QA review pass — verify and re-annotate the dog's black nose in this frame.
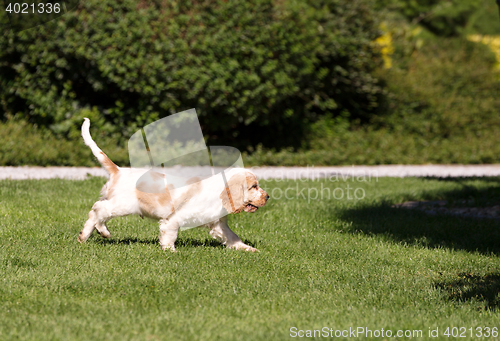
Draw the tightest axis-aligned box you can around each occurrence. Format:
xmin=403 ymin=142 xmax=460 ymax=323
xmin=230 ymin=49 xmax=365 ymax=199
xmin=265 ymin=195 xmax=270 ymax=200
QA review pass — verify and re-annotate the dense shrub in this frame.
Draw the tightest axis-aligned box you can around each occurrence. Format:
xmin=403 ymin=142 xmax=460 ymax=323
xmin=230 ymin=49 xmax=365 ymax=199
xmin=0 ymin=0 xmax=383 ymax=150
xmin=2 ymin=0 xmax=499 ymax=167
xmin=375 ymin=0 xmax=480 ymax=37
xmin=466 ymin=0 xmax=500 ymax=35
xmin=376 ymin=38 xmax=500 ymax=139
xmin=243 ymin=22 xmax=500 ymax=166
xmin=251 ymin=36 xmax=500 ymax=166
xmin=3 ymin=36 xmax=500 ymax=167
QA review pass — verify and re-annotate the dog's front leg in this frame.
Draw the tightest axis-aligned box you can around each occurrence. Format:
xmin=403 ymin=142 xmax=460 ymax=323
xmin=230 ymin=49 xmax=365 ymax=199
xmin=209 ymin=217 xmax=259 ymax=252
xmin=159 ymin=218 xmax=179 ymax=252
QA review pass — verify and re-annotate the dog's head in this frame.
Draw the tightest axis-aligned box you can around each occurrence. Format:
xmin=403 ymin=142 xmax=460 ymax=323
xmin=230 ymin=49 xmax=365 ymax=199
xmin=220 ymin=170 xmax=269 ymax=214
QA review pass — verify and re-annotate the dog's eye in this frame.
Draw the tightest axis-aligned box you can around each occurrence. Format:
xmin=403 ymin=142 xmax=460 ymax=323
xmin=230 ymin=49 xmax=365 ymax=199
xmin=250 ymin=184 xmax=258 ymax=189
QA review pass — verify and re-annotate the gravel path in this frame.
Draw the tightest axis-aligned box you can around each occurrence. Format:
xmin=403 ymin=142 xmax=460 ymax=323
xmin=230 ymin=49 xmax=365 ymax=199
xmin=1 ymin=164 xmax=500 ymax=180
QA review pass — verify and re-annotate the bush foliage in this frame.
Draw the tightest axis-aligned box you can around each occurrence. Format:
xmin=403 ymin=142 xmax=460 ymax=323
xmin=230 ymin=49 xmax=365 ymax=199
xmin=0 ymin=0 xmax=383 ymax=150
xmin=1 ymin=0 xmax=499 ymax=167
xmin=246 ymin=16 xmax=500 ymax=165
xmin=374 ymin=0 xmax=480 ymax=37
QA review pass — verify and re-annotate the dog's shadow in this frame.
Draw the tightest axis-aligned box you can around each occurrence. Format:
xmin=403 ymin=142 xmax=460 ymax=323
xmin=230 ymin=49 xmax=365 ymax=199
xmin=435 ymin=272 xmax=500 ymax=311
xmin=94 ymin=236 xmax=258 ymax=249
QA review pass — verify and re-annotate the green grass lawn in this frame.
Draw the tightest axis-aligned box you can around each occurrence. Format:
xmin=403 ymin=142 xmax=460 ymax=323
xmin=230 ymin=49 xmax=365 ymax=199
xmin=1 ymin=176 xmax=500 ymax=340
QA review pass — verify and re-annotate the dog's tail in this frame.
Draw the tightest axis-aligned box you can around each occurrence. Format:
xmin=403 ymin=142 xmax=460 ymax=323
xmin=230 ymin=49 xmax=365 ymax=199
xmin=82 ymin=118 xmax=119 ymax=176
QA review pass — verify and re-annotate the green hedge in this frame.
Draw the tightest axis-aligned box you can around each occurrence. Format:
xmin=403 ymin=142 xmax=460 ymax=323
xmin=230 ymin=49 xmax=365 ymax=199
xmin=375 ymin=0 xmax=480 ymax=37
xmin=0 ymin=0 xmax=384 ymax=151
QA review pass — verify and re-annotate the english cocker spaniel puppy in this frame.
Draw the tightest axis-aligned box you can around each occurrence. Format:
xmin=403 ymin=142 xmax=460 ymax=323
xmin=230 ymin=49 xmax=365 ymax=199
xmin=78 ymin=118 xmax=269 ymax=251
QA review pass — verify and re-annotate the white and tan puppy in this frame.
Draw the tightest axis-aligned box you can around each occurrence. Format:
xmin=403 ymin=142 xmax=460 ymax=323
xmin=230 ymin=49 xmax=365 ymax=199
xmin=79 ymin=118 xmax=268 ymax=251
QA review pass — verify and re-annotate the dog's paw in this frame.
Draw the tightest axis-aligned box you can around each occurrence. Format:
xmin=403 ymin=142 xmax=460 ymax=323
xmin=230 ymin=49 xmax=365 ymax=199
xmin=161 ymin=244 xmax=176 ymax=252
xmin=97 ymin=230 xmax=111 ymax=239
xmin=77 ymin=231 xmax=85 ymax=243
xmin=229 ymin=243 xmax=259 ymax=252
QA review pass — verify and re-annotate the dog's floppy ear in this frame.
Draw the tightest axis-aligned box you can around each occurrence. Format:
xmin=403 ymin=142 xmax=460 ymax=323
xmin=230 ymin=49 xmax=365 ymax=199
xmin=220 ymin=172 xmax=246 ymax=214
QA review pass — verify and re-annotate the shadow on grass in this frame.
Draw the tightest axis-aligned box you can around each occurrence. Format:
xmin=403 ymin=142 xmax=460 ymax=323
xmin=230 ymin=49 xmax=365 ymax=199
xmin=94 ymin=237 xmax=158 ymax=245
xmin=435 ymin=273 xmax=500 ymax=311
xmin=419 ymin=176 xmax=500 ymax=207
xmin=3 ymin=257 xmax=38 ymax=269
xmin=176 ymin=238 xmax=223 ymax=248
xmin=94 ymin=236 xmax=258 ymax=249
xmin=334 ymin=177 xmax=500 ymax=254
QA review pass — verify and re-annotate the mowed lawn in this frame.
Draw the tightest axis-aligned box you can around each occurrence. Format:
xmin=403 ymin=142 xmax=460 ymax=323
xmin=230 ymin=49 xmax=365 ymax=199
xmin=1 ymin=176 xmax=500 ymax=340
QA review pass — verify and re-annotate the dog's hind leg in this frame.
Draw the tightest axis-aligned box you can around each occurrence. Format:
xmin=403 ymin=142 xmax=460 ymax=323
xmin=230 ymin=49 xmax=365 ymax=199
xmin=78 ymin=200 xmax=113 ymax=243
xmin=78 ymin=207 xmax=98 ymax=243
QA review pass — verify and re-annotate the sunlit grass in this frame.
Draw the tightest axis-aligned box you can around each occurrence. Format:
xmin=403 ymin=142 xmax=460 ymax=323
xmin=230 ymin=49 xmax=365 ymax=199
xmin=1 ymin=177 xmax=500 ymax=340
